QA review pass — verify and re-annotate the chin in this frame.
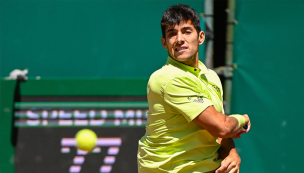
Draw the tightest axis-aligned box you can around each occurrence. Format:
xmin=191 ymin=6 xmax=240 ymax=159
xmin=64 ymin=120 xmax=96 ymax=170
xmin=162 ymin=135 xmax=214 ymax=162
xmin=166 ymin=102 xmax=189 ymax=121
xmin=174 ymin=55 xmax=192 ymax=62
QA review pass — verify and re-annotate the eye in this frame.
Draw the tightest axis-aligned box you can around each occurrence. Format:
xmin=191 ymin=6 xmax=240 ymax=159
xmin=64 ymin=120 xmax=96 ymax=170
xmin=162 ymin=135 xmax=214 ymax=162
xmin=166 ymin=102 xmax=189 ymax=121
xmin=167 ymin=32 xmax=176 ymax=38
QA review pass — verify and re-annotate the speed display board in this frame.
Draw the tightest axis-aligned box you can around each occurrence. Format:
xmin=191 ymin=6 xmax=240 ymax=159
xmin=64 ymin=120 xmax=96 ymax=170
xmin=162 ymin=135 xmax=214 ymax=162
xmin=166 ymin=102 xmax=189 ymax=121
xmin=14 ymin=101 xmax=148 ymax=173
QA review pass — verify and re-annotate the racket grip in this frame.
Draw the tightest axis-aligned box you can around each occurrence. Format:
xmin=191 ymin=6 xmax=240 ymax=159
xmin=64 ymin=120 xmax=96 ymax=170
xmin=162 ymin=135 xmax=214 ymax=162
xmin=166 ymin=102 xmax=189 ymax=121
xmin=242 ymin=124 xmax=248 ymax=130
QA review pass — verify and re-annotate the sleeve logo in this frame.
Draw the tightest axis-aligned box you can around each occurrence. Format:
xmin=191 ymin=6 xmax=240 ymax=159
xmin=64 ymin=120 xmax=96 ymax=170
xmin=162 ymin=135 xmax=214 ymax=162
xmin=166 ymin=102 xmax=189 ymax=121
xmin=188 ymin=96 xmax=204 ymax=103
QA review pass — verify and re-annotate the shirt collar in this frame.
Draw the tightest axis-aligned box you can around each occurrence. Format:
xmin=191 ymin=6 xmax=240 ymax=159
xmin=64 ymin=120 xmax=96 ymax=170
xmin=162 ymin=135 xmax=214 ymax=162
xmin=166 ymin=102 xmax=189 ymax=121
xmin=166 ymin=56 xmax=209 ymax=77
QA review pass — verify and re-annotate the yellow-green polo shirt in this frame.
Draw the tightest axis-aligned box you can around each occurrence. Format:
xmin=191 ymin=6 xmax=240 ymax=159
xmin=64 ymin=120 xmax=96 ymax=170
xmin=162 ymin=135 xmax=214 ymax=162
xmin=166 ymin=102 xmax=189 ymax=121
xmin=138 ymin=56 xmax=224 ymax=173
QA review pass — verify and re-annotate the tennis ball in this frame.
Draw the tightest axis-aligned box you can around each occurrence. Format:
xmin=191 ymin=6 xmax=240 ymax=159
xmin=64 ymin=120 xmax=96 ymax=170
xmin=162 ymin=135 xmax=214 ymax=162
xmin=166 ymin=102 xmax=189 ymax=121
xmin=75 ymin=129 xmax=97 ymax=151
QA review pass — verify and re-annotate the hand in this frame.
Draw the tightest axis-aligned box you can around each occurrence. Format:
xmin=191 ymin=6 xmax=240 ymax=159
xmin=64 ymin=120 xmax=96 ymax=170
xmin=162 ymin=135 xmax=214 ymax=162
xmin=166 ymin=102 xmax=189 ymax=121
xmin=216 ymin=149 xmax=241 ymax=173
xmin=232 ymin=130 xmax=246 ymax=139
xmin=232 ymin=114 xmax=251 ymax=139
xmin=243 ymin=114 xmax=251 ymax=132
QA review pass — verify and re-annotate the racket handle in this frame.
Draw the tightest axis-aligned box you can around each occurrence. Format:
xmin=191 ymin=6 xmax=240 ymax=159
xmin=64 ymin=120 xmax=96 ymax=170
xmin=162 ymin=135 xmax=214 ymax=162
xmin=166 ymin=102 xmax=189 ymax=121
xmin=242 ymin=124 xmax=248 ymax=130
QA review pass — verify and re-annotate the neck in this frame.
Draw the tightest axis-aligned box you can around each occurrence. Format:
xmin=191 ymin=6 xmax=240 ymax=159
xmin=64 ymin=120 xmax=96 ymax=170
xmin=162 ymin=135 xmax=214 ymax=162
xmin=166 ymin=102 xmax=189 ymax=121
xmin=183 ymin=53 xmax=199 ymax=68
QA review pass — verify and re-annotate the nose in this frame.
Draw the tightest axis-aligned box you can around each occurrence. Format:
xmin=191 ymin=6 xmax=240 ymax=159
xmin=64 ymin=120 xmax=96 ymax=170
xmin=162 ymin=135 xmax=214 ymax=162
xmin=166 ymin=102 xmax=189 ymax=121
xmin=176 ymin=32 xmax=184 ymax=44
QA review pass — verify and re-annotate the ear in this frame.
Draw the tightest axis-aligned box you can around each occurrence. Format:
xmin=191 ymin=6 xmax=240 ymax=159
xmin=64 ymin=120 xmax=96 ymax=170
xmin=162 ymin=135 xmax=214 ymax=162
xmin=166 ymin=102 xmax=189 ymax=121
xmin=161 ymin=37 xmax=168 ymax=50
xmin=198 ymin=31 xmax=205 ymax=45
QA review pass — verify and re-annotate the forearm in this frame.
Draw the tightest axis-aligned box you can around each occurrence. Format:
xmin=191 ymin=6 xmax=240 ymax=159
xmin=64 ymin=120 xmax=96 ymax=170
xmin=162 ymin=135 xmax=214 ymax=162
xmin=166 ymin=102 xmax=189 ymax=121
xmin=193 ymin=106 xmax=250 ymax=138
xmin=216 ymin=137 xmax=241 ymax=173
xmin=220 ymin=115 xmax=241 ymax=138
xmin=217 ymin=137 xmax=237 ymax=159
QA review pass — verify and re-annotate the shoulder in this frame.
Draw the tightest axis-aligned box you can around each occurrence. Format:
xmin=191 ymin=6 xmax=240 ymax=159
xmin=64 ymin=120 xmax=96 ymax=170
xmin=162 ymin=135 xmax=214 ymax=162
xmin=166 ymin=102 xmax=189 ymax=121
xmin=208 ymin=69 xmax=220 ymax=80
xmin=206 ymin=68 xmax=223 ymax=93
xmin=149 ymin=64 xmax=181 ymax=85
xmin=148 ymin=65 xmax=197 ymax=91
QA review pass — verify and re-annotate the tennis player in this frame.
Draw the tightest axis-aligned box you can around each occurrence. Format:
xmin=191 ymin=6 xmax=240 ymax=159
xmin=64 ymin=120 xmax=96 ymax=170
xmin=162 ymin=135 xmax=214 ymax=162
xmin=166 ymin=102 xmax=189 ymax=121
xmin=138 ymin=4 xmax=251 ymax=173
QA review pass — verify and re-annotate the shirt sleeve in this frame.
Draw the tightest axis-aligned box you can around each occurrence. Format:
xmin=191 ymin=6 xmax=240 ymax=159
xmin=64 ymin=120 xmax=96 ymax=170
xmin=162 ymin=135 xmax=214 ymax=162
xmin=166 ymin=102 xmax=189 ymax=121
xmin=162 ymin=76 xmax=214 ymax=122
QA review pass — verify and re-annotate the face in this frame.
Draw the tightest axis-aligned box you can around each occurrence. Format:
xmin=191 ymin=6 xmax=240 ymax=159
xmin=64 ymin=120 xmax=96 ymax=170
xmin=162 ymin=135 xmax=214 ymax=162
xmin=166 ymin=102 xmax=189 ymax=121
xmin=161 ymin=20 xmax=205 ymax=67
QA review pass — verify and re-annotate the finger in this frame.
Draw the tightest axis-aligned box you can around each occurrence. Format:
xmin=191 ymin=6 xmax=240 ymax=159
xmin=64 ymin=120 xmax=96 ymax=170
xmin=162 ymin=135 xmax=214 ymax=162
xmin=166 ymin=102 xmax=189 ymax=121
xmin=228 ymin=167 xmax=239 ymax=173
xmin=215 ymin=165 xmax=226 ymax=173
xmin=215 ymin=168 xmax=228 ymax=173
xmin=247 ymin=121 xmax=251 ymax=132
xmin=226 ymin=162 xmax=236 ymax=172
xmin=232 ymin=135 xmax=241 ymax=139
xmin=215 ymin=165 xmax=227 ymax=173
xmin=238 ymin=131 xmax=247 ymax=136
xmin=216 ymin=160 xmax=230 ymax=173
xmin=233 ymin=131 xmax=246 ymax=138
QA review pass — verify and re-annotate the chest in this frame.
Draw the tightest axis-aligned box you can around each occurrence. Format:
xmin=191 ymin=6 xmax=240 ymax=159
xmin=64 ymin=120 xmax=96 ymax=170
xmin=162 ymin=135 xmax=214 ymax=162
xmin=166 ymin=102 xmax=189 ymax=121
xmin=197 ymin=73 xmax=224 ymax=113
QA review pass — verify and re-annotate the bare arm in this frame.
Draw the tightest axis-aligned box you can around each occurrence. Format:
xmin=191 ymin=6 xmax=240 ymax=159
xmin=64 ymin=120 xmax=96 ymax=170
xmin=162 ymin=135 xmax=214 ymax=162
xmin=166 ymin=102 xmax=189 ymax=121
xmin=192 ymin=106 xmax=250 ymax=138
xmin=216 ymin=138 xmax=241 ymax=173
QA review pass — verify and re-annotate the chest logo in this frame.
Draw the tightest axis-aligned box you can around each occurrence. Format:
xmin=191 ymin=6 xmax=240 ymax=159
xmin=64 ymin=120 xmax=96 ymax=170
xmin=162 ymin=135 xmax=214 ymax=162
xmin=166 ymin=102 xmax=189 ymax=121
xmin=211 ymin=84 xmax=220 ymax=93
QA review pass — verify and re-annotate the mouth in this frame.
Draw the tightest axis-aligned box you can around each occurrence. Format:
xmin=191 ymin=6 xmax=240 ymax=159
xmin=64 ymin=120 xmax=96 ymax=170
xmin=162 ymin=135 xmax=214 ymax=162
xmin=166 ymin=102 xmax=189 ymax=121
xmin=175 ymin=47 xmax=187 ymax=52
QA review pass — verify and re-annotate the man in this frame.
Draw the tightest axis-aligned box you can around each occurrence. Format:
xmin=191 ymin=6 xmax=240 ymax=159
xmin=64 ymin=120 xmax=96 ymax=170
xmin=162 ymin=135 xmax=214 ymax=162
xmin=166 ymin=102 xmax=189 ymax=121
xmin=138 ymin=4 xmax=251 ymax=173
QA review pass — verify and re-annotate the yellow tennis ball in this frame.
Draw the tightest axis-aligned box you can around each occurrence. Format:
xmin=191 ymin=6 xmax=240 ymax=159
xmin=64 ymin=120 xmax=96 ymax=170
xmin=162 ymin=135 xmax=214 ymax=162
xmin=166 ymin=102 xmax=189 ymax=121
xmin=75 ymin=129 xmax=97 ymax=151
